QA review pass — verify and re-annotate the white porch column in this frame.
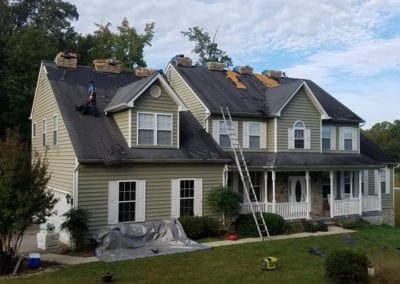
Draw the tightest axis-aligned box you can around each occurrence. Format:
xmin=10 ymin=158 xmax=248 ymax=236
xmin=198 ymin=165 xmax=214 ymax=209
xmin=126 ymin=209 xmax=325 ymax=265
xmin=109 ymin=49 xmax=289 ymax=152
xmin=222 ymin=165 xmax=228 ymax=187
xmin=358 ymin=170 xmax=362 ymax=215
xmin=264 ymin=171 xmax=268 ymax=203
xmin=272 ymin=170 xmax=276 ymax=213
xmin=305 ymin=171 xmax=310 ymax=220
xmin=377 ymin=169 xmax=382 ymax=212
xmin=350 ymin=171 xmax=353 ymax=197
xmin=330 ymin=171 xmax=334 ymax=218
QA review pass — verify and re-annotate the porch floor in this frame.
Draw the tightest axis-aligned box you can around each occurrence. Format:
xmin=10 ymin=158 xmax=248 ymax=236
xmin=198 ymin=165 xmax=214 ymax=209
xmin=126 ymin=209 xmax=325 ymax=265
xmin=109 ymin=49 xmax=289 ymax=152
xmin=206 ymin=226 xmax=356 ymax=247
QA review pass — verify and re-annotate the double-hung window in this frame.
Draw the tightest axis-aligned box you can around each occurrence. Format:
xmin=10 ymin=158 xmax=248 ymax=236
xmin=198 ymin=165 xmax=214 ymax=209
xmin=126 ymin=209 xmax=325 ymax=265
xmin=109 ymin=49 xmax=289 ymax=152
xmin=32 ymin=123 xmax=36 ymax=139
xmin=42 ymin=119 xmax=46 ymax=146
xmin=219 ymin=121 xmax=231 ymax=148
xmin=118 ymin=181 xmax=136 ymax=222
xmin=171 ymin=179 xmax=202 ymax=218
xmin=138 ymin=113 xmax=172 ymax=146
xmin=248 ymin=122 xmax=261 ymax=148
xmin=52 ymin=115 xmax=58 ymax=146
xmin=294 ymin=121 xmax=305 ymax=149
xmin=322 ymin=126 xmax=331 ymax=150
xmin=343 ymin=127 xmax=353 ymax=151
xmin=379 ymin=168 xmax=388 ymax=194
xmin=179 ymin=180 xmax=195 ymax=216
xmin=344 ymin=171 xmax=351 ymax=196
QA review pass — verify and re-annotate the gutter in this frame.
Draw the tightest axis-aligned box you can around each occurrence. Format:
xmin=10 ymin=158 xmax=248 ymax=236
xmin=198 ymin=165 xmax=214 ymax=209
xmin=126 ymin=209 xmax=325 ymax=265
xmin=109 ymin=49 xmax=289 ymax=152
xmin=78 ymin=158 xmax=231 ymax=165
xmin=72 ymin=160 xmax=79 ymax=208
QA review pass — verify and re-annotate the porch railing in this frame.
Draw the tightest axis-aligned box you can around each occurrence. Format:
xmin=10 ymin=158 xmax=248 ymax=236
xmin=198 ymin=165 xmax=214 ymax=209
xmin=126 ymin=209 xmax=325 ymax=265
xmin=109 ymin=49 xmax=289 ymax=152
xmin=362 ymin=195 xmax=380 ymax=212
xmin=332 ymin=199 xmax=360 ymax=217
xmin=240 ymin=202 xmax=308 ymax=220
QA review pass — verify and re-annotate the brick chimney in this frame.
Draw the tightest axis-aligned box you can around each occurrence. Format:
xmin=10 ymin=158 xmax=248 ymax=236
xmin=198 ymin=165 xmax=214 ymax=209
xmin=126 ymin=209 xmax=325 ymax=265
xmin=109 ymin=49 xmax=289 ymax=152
xmin=55 ymin=52 xmax=77 ymax=68
xmin=93 ymin=59 xmax=121 ymax=73
xmin=171 ymin=54 xmax=192 ymax=67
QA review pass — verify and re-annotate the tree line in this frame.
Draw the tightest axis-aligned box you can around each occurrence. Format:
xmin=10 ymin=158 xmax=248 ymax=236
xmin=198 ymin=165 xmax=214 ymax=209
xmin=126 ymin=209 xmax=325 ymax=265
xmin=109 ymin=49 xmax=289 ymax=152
xmin=0 ymin=0 xmax=232 ymax=140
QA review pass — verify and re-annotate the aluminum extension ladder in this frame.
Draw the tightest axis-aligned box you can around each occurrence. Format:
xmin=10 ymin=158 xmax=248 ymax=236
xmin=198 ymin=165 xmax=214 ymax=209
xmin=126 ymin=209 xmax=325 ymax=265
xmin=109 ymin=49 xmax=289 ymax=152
xmin=220 ymin=106 xmax=270 ymax=241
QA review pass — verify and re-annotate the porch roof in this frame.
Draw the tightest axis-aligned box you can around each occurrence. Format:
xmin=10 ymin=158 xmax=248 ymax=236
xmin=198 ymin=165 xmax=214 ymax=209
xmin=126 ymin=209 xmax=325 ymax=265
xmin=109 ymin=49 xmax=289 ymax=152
xmin=231 ymin=152 xmax=385 ymax=170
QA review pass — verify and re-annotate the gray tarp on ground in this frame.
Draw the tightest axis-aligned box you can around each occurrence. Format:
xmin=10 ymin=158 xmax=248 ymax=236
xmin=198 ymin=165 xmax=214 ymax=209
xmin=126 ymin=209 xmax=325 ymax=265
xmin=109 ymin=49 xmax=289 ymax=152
xmin=94 ymin=220 xmax=209 ymax=262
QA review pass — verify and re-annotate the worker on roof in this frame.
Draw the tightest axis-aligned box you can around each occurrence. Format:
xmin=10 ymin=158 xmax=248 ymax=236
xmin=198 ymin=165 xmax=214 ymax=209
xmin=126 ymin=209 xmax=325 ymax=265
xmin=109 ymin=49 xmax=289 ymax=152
xmin=82 ymin=80 xmax=97 ymax=117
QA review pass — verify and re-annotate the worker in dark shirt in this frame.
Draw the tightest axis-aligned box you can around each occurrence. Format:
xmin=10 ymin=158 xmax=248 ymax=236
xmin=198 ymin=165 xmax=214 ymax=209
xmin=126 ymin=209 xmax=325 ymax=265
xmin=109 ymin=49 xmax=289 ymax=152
xmin=82 ymin=80 xmax=97 ymax=116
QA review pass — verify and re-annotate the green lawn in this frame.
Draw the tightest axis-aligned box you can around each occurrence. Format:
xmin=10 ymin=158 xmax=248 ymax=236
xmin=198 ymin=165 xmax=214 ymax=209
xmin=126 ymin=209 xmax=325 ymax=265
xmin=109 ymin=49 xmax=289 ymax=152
xmin=4 ymin=226 xmax=400 ymax=283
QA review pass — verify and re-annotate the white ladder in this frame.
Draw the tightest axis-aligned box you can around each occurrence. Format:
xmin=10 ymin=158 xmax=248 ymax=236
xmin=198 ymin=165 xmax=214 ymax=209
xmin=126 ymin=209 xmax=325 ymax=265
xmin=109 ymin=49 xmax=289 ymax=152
xmin=220 ymin=107 xmax=270 ymax=241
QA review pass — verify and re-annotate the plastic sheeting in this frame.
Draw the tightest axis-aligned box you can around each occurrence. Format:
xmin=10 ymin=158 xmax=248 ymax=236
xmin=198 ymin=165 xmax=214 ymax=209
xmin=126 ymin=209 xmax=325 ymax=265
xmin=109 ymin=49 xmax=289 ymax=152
xmin=94 ymin=219 xmax=209 ymax=262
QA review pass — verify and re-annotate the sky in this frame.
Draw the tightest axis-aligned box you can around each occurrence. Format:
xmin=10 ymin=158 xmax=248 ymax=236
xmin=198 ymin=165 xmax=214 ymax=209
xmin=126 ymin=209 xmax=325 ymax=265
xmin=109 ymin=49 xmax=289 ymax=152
xmin=68 ymin=0 xmax=400 ymax=128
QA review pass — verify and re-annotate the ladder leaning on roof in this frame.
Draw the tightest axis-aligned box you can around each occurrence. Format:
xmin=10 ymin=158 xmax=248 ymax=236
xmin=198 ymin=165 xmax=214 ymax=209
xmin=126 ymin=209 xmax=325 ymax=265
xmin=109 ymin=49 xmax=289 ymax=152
xmin=220 ymin=106 xmax=270 ymax=241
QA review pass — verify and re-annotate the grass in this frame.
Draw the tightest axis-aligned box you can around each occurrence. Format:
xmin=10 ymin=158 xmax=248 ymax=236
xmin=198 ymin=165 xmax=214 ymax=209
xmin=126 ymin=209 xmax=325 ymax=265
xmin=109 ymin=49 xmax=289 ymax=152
xmin=3 ymin=226 xmax=400 ymax=283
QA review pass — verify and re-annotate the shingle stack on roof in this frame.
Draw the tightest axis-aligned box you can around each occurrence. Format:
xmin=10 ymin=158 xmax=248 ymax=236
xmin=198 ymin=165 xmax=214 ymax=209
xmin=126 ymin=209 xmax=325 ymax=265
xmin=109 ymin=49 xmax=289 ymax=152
xmin=207 ymin=62 xmax=225 ymax=71
xmin=55 ymin=52 xmax=77 ymax=68
xmin=233 ymin=65 xmax=253 ymax=75
xmin=135 ymin=67 xmax=156 ymax=77
xmin=262 ymin=70 xmax=283 ymax=78
xmin=171 ymin=55 xmax=193 ymax=67
xmin=93 ymin=59 xmax=121 ymax=73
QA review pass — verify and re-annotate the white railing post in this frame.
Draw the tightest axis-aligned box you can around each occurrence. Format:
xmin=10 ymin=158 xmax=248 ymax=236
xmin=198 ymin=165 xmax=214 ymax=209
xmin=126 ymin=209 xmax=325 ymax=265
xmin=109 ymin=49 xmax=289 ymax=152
xmin=330 ymin=171 xmax=334 ymax=218
xmin=306 ymin=171 xmax=310 ymax=220
xmin=359 ymin=170 xmax=362 ymax=215
xmin=272 ymin=170 xmax=276 ymax=213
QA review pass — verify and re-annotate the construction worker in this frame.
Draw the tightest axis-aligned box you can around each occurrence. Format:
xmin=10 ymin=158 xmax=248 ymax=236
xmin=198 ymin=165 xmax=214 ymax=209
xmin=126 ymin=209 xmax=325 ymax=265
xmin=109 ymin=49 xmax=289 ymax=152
xmin=82 ymin=80 xmax=97 ymax=116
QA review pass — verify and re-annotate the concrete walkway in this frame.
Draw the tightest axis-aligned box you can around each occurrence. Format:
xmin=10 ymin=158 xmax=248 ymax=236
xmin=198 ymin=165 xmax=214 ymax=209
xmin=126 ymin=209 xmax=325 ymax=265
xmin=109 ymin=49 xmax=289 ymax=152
xmin=206 ymin=226 xmax=356 ymax=247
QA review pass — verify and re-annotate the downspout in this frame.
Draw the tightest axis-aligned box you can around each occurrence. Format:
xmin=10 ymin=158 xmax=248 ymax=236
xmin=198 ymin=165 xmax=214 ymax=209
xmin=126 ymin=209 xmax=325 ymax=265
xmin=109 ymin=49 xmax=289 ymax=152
xmin=204 ymin=111 xmax=211 ymax=131
xmin=72 ymin=159 xmax=79 ymax=208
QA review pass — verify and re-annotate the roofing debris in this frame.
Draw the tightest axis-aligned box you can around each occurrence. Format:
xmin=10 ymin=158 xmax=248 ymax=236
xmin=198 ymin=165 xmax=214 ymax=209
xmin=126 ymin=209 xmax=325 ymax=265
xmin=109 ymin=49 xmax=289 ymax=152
xmin=226 ymin=70 xmax=246 ymax=89
xmin=55 ymin=52 xmax=77 ymax=68
xmin=93 ymin=59 xmax=121 ymax=74
xmin=254 ymin=73 xmax=280 ymax=88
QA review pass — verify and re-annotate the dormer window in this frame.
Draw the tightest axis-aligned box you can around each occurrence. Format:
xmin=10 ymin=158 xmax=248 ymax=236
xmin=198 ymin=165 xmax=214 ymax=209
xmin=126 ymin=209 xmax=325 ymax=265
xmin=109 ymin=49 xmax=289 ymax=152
xmin=138 ymin=112 xmax=172 ymax=146
xmin=288 ymin=120 xmax=310 ymax=150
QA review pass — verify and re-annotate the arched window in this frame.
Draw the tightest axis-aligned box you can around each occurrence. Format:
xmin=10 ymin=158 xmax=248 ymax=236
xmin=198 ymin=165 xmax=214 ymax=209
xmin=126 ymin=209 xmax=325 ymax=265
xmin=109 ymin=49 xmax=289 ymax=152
xmin=293 ymin=121 xmax=305 ymax=149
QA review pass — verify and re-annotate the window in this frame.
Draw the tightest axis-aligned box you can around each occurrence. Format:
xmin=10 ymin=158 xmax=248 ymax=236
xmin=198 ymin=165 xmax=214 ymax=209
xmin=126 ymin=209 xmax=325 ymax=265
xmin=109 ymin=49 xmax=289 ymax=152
xmin=219 ymin=121 xmax=231 ymax=148
xmin=343 ymin=127 xmax=353 ymax=151
xmin=248 ymin=122 xmax=261 ymax=148
xmin=118 ymin=181 xmax=136 ymax=222
xmin=361 ymin=171 xmax=365 ymax=195
xmin=294 ymin=121 xmax=305 ymax=149
xmin=322 ymin=173 xmax=331 ymax=198
xmin=322 ymin=126 xmax=331 ymax=150
xmin=42 ymin=119 xmax=46 ymax=146
xmin=344 ymin=171 xmax=351 ymax=195
xmin=379 ymin=169 xmax=386 ymax=194
xmin=108 ymin=180 xmax=145 ymax=224
xmin=171 ymin=178 xmax=202 ymax=218
xmin=52 ymin=115 xmax=58 ymax=145
xmin=137 ymin=112 xmax=172 ymax=146
xmin=179 ymin=180 xmax=195 ymax=216
xmin=32 ymin=123 xmax=36 ymax=138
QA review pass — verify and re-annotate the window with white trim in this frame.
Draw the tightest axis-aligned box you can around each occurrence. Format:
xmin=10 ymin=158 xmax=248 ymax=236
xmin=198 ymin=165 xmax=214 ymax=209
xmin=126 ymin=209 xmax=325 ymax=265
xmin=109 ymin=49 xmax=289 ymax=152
xmin=322 ymin=126 xmax=331 ymax=150
xmin=379 ymin=168 xmax=390 ymax=194
xmin=42 ymin=119 xmax=46 ymax=146
xmin=171 ymin=178 xmax=202 ymax=218
xmin=108 ymin=180 xmax=146 ymax=224
xmin=32 ymin=122 xmax=36 ymax=138
xmin=344 ymin=171 xmax=351 ymax=195
xmin=343 ymin=127 xmax=353 ymax=151
xmin=294 ymin=121 xmax=305 ymax=149
xmin=52 ymin=115 xmax=58 ymax=146
xmin=248 ymin=122 xmax=261 ymax=148
xmin=219 ymin=121 xmax=231 ymax=148
xmin=137 ymin=112 xmax=172 ymax=146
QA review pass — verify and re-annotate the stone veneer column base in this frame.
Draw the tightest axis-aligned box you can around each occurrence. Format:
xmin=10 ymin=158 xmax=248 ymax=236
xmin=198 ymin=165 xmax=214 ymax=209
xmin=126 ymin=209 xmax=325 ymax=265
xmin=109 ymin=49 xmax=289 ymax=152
xmin=381 ymin=208 xmax=395 ymax=226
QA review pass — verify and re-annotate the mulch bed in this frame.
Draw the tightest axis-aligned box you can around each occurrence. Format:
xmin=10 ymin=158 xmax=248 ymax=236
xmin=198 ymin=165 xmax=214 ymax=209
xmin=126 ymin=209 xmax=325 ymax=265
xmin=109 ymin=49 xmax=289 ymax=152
xmin=0 ymin=258 xmax=63 ymax=279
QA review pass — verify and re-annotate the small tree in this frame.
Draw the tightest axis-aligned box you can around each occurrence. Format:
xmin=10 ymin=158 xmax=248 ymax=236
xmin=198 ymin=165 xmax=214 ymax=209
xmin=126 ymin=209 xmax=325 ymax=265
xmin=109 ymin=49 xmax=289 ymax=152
xmin=0 ymin=130 xmax=57 ymax=256
xmin=207 ymin=186 xmax=241 ymax=232
xmin=61 ymin=208 xmax=89 ymax=251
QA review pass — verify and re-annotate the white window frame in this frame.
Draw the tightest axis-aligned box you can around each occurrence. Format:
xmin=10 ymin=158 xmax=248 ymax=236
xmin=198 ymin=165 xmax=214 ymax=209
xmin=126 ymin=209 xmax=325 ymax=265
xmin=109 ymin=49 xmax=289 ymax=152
xmin=322 ymin=125 xmax=331 ymax=151
xmin=137 ymin=112 xmax=173 ymax=146
xmin=343 ymin=127 xmax=353 ymax=151
xmin=212 ymin=120 xmax=238 ymax=148
xmin=292 ymin=120 xmax=308 ymax=149
xmin=171 ymin=178 xmax=202 ymax=218
xmin=32 ymin=122 xmax=36 ymax=138
xmin=339 ymin=127 xmax=357 ymax=151
xmin=379 ymin=168 xmax=390 ymax=194
xmin=108 ymin=179 xmax=146 ymax=224
xmin=52 ymin=115 xmax=58 ymax=146
xmin=243 ymin=121 xmax=267 ymax=149
xmin=42 ymin=119 xmax=46 ymax=147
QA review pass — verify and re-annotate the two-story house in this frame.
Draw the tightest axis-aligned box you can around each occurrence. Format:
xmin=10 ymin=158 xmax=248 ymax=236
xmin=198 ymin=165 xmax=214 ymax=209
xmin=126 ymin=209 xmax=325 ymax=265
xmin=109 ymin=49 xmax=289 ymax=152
xmin=30 ymin=55 xmax=396 ymax=242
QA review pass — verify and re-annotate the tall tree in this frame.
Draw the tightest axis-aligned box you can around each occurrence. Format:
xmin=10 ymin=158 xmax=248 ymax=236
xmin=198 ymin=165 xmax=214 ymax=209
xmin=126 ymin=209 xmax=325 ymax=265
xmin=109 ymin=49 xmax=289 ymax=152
xmin=182 ymin=26 xmax=233 ymax=67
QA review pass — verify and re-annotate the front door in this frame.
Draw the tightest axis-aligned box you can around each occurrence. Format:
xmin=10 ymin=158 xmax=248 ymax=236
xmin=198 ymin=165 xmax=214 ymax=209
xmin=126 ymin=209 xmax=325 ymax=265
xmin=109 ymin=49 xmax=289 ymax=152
xmin=288 ymin=176 xmax=306 ymax=203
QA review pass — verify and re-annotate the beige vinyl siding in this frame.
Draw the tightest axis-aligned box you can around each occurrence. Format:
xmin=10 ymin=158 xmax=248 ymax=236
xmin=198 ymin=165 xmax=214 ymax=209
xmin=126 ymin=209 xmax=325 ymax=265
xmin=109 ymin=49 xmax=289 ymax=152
xmin=78 ymin=163 xmax=224 ymax=233
xmin=31 ymin=66 xmax=76 ymax=193
xmin=132 ymin=85 xmax=178 ymax=147
xmin=367 ymin=168 xmax=393 ymax=208
xmin=267 ymin=118 xmax=276 ymax=152
xmin=113 ymin=111 xmax=129 ymax=144
xmin=168 ymin=67 xmax=207 ymax=128
xmin=323 ymin=123 xmax=359 ymax=153
xmin=277 ymin=88 xmax=321 ymax=152
xmin=208 ymin=116 xmax=269 ymax=152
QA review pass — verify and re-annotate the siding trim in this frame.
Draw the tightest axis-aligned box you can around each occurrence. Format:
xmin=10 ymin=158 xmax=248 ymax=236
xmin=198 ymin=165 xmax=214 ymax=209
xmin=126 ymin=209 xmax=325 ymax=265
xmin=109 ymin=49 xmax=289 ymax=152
xmin=29 ymin=62 xmax=46 ymax=120
xmin=128 ymin=109 xmax=132 ymax=147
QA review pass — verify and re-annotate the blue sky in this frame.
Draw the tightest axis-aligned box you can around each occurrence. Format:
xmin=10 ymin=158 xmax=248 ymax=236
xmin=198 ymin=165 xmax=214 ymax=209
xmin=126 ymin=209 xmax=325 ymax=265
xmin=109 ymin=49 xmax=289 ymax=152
xmin=68 ymin=0 xmax=400 ymax=128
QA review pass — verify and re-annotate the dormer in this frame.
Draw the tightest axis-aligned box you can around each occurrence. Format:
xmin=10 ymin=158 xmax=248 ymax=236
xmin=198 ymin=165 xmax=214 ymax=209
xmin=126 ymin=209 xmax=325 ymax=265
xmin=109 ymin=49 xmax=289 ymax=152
xmin=104 ymin=73 xmax=187 ymax=148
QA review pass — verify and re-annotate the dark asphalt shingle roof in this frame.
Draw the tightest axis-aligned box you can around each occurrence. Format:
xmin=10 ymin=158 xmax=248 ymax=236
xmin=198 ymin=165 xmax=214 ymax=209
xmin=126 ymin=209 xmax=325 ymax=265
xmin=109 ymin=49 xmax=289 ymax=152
xmin=43 ymin=61 xmax=229 ymax=164
xmin=172 ymin=63 xmax=364 ymax=123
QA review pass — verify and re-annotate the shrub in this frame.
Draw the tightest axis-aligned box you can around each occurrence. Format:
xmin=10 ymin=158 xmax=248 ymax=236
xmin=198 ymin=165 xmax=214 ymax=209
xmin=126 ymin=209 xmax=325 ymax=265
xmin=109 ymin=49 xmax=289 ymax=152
xmin=61 ymin=208 xmax=89 ymax=252
xmin=285 ymin=221 xmax=305 ymax=234
xmin=325 ymin=250 xmax=369 ymax=283
xmin=303 ymin=220 xmax=328 ymax=232
xmin=179 ymin=216 xmax=220 ymax=239
xmin=337 ymin=219 xmax=370 ymax=230
xmin=236 ymin=213 xmax=286 ymax=237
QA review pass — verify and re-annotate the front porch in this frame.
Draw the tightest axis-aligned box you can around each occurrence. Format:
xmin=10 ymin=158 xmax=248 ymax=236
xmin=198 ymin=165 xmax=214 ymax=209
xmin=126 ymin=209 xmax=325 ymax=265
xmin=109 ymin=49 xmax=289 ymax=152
xmin=227 ymin=169 xmax=382 ymax=221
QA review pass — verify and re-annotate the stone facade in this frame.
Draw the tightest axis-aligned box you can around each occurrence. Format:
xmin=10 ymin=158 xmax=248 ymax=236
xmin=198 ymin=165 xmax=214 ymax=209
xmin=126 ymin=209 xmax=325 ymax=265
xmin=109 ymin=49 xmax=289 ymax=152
xmin=381 ymin=207 xmax=395 ymax=226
